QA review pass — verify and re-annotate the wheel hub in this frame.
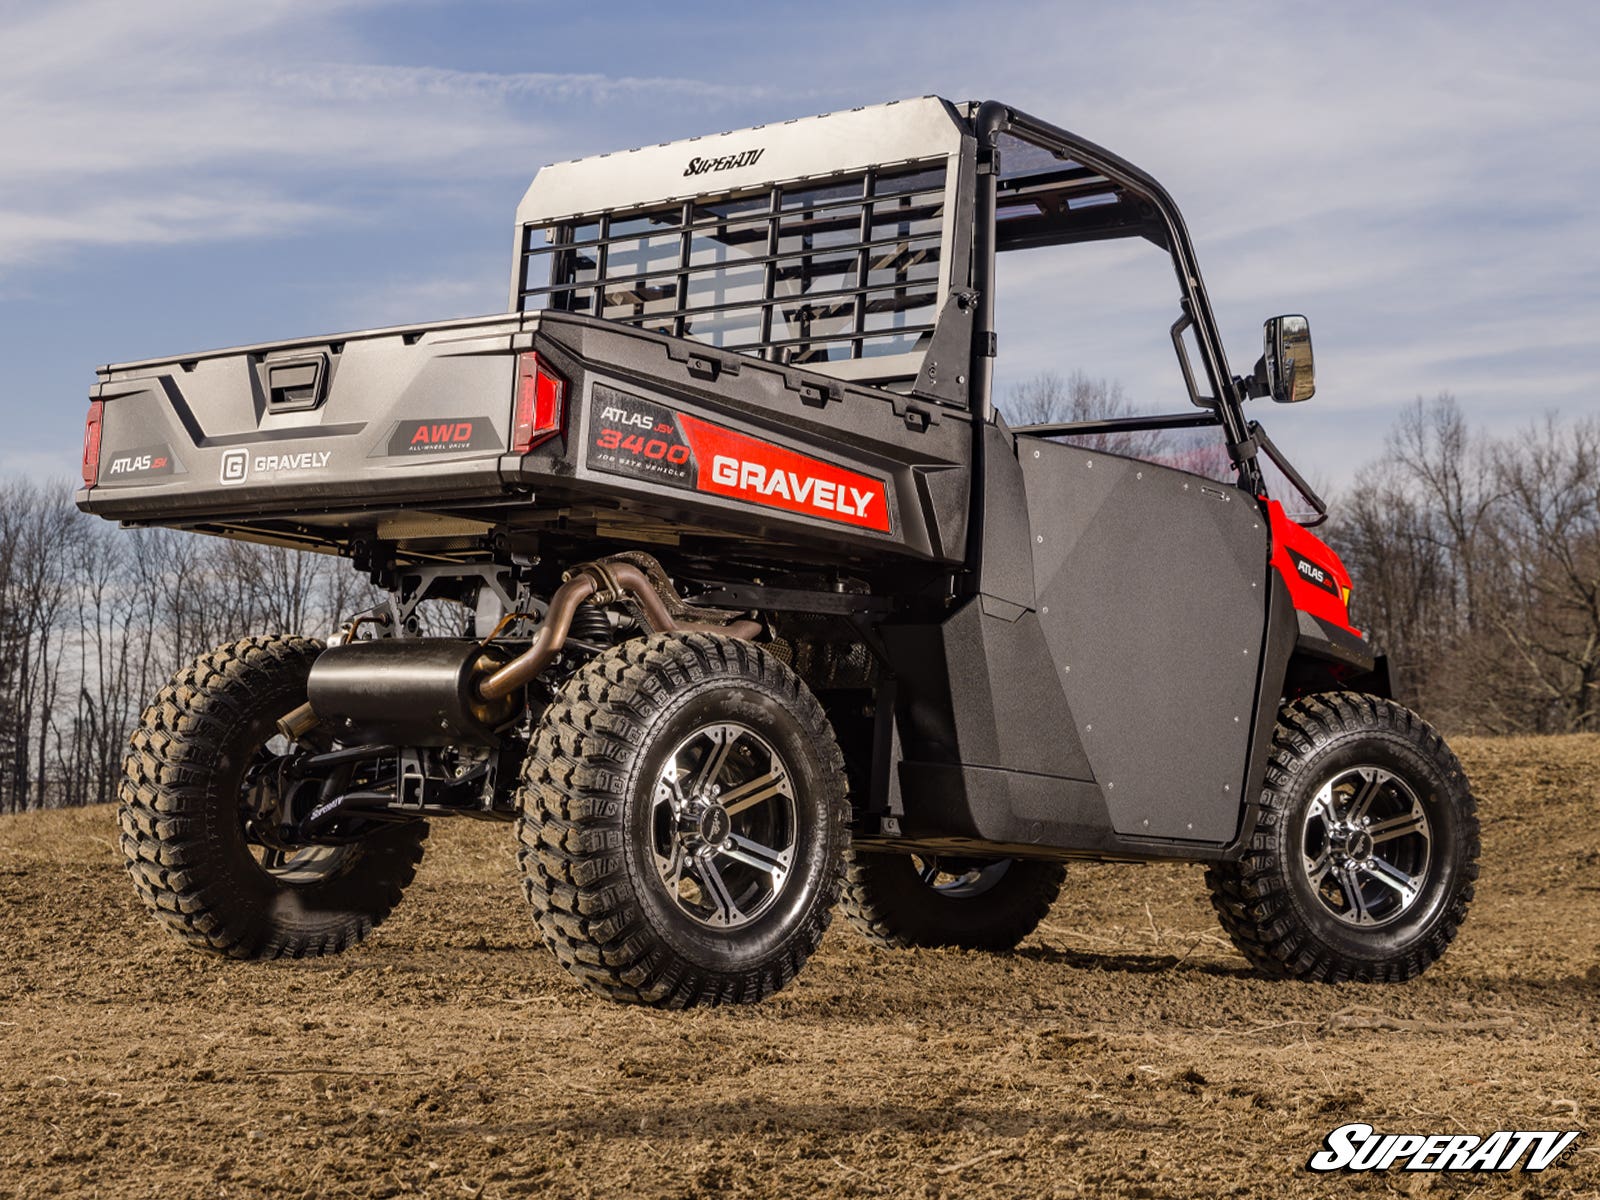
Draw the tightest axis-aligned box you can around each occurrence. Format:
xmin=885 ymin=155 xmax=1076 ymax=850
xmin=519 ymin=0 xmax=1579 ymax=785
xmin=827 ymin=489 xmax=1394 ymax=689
xmin=694 ymin=803 xmax=732 ymax=847
xmin=1301 ymin=765 xmax=1432 ymax=928
xmin=651 ymin=723 xmax=797 ymax=930
xmin=1341 ymin=828 xmax=1374 ymax=862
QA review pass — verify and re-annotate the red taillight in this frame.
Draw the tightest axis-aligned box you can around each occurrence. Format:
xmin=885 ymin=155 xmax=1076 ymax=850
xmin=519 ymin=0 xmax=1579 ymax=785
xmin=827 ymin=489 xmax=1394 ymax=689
xmin=512 ymin=352 xmax=566 ymax=453
xmin=81 ymin=400 xmax=104 ymax=487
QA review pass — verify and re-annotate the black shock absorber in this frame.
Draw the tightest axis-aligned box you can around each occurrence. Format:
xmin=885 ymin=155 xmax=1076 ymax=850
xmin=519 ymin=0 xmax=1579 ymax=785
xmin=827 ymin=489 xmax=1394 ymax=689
xmin=567 ymin=602 xmax=613 ymax=646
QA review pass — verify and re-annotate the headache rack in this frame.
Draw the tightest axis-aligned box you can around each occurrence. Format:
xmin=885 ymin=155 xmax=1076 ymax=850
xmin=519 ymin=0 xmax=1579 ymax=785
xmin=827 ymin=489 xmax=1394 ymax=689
xmin=518 ymin=162 xmax=950 ymax=386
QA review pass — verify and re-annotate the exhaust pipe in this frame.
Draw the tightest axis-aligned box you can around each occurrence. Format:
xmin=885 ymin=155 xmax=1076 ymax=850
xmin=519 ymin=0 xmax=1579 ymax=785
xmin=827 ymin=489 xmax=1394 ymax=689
xmin=279 ymin=554 xmax=758 ymax=738
xmin=475 ymin=558 xmax=760 ymax=701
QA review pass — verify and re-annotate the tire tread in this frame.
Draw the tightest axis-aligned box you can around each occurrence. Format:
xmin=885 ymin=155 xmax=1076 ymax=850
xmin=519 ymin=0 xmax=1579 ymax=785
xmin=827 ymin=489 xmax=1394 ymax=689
xmin=515 ymin=633 xmax=848 ymax=1008
xmin=1205 ymin=692 xmax=1479 ymax=983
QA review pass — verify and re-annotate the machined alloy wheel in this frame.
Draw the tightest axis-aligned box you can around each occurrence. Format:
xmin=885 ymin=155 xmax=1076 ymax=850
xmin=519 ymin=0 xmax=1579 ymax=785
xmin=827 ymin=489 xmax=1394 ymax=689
xmin=1301 ymin=765 xmax=1431 ymax=928
xmin=119 ymin=635 xmax=428 ymax=959
xmin=239 ymin=731 xmax=357 ymax=885
xmin=843 ymin=850 xmax=1065 ymax=951
xmin=651 ymin=723 xmax=798 ymax=930
xmin=517 ymin=633 xmax=849 ymax=1007
xmin=910 ymin=856 xmax=1014 ymax=898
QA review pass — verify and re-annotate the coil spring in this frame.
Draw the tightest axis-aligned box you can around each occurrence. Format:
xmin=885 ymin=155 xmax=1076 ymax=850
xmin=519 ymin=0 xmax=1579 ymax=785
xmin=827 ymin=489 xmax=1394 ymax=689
xmin=568 ymin=603 xmax=613 ymax=645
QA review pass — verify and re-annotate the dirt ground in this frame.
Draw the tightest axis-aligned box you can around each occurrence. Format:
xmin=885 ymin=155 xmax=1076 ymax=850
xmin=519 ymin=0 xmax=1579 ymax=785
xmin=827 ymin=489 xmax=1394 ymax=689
xmin=1 ymin=736 xmax=1596 ymax=1199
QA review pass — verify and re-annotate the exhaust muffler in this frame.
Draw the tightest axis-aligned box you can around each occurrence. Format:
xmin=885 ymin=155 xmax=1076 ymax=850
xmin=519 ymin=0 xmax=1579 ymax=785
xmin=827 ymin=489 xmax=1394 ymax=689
xmin=278 ymin=553 xmax=758 ymax=743
xmin=304 ymin=639 xmax=520 ymax=746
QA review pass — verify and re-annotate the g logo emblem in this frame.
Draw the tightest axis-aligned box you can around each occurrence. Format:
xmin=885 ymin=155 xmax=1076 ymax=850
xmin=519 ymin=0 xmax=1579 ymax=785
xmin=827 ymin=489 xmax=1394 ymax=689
xmin=219 ymin=448 xmax=249 ymax=485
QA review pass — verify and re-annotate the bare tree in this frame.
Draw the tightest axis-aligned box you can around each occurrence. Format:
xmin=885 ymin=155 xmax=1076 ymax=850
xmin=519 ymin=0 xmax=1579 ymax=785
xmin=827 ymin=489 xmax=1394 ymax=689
xmin=1487 ymin=415 xmax=1600 ymax=731
xmin=0 ymin=482 xmax=375 ymax=812
xmin=1001 ymin=370 xmax=1173 ymax=460
xmin=1383 ymin=395 xmax=1502 ymax=633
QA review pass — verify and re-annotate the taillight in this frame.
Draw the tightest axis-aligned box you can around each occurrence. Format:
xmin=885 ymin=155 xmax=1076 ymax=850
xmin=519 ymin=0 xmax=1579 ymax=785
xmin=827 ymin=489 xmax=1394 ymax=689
xmin=512 ymin=352 xmax=566 ymax=453
xmin=81 ymin=400 xmax=104 ymax=487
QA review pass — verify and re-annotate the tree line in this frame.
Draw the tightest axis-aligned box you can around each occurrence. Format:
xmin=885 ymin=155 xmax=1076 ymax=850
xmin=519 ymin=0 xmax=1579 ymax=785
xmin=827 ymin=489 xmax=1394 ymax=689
xmin=0 ymin=381 xmax=1593 ymax=810
xmin=0 ymin=484 xmax=369 ymax=812
xmin=1009 ymin=374 xmax=1600 ymax=734
xmin=1330 ymin=395 xmax=1600 ymax=735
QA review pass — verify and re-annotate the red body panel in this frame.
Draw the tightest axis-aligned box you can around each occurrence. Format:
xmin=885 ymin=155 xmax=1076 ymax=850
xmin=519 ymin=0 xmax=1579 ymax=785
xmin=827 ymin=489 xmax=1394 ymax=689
xmin=1266 ymin=500 xmax=1360 ymax=636
xmin=676 ymin=414 xmax=891 ymax=533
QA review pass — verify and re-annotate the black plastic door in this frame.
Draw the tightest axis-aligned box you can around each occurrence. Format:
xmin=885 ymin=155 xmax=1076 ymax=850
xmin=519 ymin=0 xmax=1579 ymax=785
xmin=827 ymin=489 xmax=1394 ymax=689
xmin=1019 ymin=438 xmax=1269 ymax=842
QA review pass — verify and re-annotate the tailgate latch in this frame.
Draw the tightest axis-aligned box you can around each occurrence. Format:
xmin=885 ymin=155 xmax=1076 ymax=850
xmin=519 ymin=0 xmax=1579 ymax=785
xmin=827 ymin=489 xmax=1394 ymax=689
xmin=263 ymin=354 xmax=328 ymax=413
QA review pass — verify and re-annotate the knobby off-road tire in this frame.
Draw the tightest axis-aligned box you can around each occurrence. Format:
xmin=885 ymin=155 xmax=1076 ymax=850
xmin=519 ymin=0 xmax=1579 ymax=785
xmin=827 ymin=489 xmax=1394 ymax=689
xmin=1206 ymin=692 xmax=1478 ymax=983
xmin=516 ymin=633 xmax=850 ymax=1007
xmin=843 ymin=852 xmax=1065 ymax=951
xmin=119 ymin=635 xmax=428 ymax=959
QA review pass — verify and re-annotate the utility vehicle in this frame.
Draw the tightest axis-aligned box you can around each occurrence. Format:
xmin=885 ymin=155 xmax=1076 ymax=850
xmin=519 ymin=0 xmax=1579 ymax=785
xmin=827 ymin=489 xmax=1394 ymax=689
xmin=79 ymin=98 xmax=1478 ymax=1005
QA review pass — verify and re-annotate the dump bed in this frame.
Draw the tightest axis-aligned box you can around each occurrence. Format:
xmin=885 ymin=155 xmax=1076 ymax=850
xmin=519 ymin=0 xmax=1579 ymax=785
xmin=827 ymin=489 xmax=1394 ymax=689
xmin=77 ymin=311 xmax=972 ymax=568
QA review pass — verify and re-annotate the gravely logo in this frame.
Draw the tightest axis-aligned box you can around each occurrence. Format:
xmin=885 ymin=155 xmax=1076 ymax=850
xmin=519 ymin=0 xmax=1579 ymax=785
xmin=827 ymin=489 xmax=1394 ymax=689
xmin=219 ymin=448 xmax=330 ymax=485
xmin=684 ymin=148 xmax=764 ymax=177
xmin=677 ymin=413 xmax=888 ymax=532
xmin=585 ymin=388 xmax=890 ymax=533
xmin=708 ymin=452 xmax=876 ymax=521
xmin=387 ymin=416 xmax=495 ymax=456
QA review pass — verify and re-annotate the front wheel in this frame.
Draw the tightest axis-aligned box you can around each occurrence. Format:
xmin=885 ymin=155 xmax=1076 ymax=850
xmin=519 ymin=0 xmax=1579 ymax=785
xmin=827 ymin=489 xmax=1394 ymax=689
xmin=516 ymin=633 xmax=850 ymax=1007
xmin=1206 ymin=693 xmax=1479 ymax=983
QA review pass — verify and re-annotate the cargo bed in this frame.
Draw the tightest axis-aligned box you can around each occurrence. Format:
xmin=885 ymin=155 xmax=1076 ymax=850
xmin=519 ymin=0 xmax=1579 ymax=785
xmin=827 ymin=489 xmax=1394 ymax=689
xmin=78 ymin=311 xmax=973 ymax=568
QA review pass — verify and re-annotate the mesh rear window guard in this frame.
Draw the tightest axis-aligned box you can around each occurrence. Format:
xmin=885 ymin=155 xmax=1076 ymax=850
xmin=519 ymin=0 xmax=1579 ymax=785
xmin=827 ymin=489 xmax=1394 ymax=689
xmin=520 ymin=163 xmax=949 ymax=374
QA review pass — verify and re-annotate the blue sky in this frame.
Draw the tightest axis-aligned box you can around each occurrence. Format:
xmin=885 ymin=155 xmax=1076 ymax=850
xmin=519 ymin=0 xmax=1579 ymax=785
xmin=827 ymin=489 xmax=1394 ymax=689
xmin=3 ymin=0 xmax=1596 ymax=488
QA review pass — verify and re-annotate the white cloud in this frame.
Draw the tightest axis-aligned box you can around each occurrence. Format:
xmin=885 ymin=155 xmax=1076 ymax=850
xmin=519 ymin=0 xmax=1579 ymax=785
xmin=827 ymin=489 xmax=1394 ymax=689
xmin=261 ymin=63 xmax=773 ymax=107
xmin=915 ymin=1 xmax=1600 ymax=472
xmin=1 ymin=0 xmax=1594 ymax=490
xmin=0 ymin=191 xmax=341 ymax=266
xmin=0 ymin=0 xmax=767 ymax=269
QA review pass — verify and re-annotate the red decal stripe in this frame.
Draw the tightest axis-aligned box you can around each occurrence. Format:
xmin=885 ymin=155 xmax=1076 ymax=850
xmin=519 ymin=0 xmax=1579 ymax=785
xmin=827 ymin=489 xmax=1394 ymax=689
xmin=676 ymin=414 xmax=890 ymax=532
xmin=1267 ymin=499 xmax=1359 ymax=634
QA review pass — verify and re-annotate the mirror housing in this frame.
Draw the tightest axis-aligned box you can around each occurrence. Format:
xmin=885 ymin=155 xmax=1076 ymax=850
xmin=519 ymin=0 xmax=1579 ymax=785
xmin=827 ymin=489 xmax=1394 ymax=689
xmin=1253 ymin=314 xmax=1315 ymax=404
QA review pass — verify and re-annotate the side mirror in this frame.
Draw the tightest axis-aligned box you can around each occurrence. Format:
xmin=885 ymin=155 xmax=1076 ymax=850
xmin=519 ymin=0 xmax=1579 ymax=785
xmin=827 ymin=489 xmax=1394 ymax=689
xmin=1254 ymin=314 xmax=1315 ymax=404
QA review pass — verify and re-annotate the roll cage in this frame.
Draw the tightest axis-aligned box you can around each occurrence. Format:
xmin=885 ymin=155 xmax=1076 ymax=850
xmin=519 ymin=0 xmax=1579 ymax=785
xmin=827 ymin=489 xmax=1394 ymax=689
xmin=965 ymin=101 xmax=1270 ymax=497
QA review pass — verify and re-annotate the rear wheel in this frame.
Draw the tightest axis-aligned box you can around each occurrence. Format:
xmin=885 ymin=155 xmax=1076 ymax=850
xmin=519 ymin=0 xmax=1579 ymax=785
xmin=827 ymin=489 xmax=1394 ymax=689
xmin=1206 ymin=693 xmax=1478 ymax=982
xmin=842 ymin=851 xmax=1065 ymax=951
xmin=516 ymin=633 xmax=850 ymax=1007
xmin=119 ymin=635 xmax=428 ymax=959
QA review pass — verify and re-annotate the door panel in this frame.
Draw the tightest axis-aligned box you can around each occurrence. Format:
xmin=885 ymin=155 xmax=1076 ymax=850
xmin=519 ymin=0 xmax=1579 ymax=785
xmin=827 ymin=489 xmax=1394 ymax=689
xmin=1020 ymin=439 xmax=1268 ymax=842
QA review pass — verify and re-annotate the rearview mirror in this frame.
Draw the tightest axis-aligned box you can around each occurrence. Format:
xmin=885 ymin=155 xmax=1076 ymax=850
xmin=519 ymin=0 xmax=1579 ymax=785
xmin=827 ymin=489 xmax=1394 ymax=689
xmin=1258 ymin=314 xmax=1315 ymax=403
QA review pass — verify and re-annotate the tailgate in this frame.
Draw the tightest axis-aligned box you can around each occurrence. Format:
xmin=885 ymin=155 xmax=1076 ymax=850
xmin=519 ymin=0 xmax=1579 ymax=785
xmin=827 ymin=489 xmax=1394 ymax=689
xmin=77 ymin=314 xmax=527 ymax=525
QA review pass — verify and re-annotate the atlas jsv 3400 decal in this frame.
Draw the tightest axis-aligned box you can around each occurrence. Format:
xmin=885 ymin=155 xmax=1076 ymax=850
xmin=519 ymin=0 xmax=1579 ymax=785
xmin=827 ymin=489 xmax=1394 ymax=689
xmin=585 ymin=388 xmax=889 ymax=533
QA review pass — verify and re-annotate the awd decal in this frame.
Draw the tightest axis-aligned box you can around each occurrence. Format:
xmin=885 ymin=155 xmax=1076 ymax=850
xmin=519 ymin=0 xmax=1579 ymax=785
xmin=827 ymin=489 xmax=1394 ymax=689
xmin=105 ymin=444 xmax=178 ymax=480
xmin=683 ymin=148 xmax=764 ymax=177
xmin=586 ymin=387 xmax=889 ymax=532
xmin=386 ymin=417 xmax=495 ymax=456
xmin=219 ymin=448 xmax=331 ymax=485
xmin=1288 ymin=549 xmax=1341 ymax=599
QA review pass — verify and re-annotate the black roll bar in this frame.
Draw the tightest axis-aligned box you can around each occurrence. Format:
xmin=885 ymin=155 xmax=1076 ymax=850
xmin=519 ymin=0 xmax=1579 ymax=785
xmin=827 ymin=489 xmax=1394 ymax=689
xmin=967 ymin=101 xmax=1265 ymax=496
